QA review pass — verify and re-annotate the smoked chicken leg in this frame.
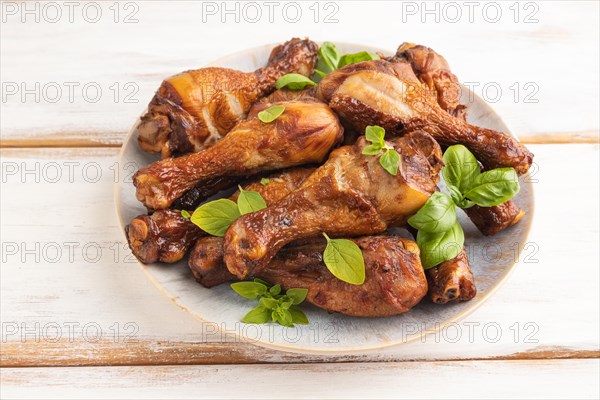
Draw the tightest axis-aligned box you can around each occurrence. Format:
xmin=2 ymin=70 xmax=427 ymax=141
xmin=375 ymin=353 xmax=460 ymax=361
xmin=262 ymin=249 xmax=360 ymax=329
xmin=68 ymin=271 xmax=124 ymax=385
xmin=316 ymin=59 xmax=533 ymax=174
xmin=134 ymin=100 xmax=343 ymax=210
xmin=138 ymin=38 xmax=318 ymax=157
xmin=191 ymin=235 xmax=427 ymax=317
xmin=126 ymin=168 xmax=315 ymax=264
xmin=426 ymin=248 xmax=476 ymax=304
xmin=224 ymin=131 xmax=443 ymax=279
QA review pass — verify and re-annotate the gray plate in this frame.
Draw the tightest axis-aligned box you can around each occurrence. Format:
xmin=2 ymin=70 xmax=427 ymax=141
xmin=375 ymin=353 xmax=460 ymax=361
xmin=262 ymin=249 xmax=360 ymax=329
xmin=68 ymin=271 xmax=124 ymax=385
xmin=114 ymin=43 xmax=534 ymax=354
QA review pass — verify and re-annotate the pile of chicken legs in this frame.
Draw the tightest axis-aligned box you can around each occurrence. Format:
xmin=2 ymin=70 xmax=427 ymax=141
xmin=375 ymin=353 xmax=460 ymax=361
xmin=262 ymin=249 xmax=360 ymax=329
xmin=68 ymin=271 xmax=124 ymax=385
xmin=126 ymin=38 xmax=532 ymax=317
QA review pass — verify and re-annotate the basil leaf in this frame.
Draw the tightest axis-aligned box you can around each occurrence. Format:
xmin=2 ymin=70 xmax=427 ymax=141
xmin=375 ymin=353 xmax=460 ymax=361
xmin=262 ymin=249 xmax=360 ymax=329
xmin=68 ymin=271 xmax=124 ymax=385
xmin=313 ymin=69 xmax=326 ymax=78
xmin=180 ymin=210 xmax=191 ymax=219
xmin=338 ymin=51 xmax=380 ymax=68
xmin=260 ymin=178 xmax=270 ymax=186
xmin=253 ymin=278 xmax=271 ymax=287
xmin=190 ymin=198 xmax=240 ymax=236
xmin=231 ymin=281 xmax=268 ymax=299
xmin=362 ymin=144 xmax=382 ymax=156
xmin=464 ymin=168 xmax=520 ymax=207
xmin=457 ymin=198 xmax=475 ymax=209
xmin=379 ymin=149 xmax=400 ymax=176
xmin=442 ymin=144 xmax=481 ymax=192
xmin=316 ymin=41 xmax=342 ymax=74
xmin=272 ymin=307 xmax=294 ymax=327
xmin=259 ymin=297 xmax=279 ymax=310
xmin=408 ymin=192 xmax=457 ymax=233
xmin=446 ymin=184 xmax=463 ymax=206
xmin=242 ymin=306 xmax=270 ymax=324
xmin=257 ymin=105 xmax=285 ymax=123
xmin=269 ymin=284 xmax=281 ymax=296
xmin=275 ymin=73 xmax=317 ymax=91
xmin=289 ymin=306 xmax=309 ymax=324
xmin=365 ymin=125 xmax=385 ymax=147
xmin=322 ymin=233 xmax=365 ymax=285
xmin=416 ymin=221 xmax=464 ymax=269
xmin=237 ymin=186 xmax=267 ymax=215
xmin=286 ymin=288 xmax=308 ymax=305
xmin=279 ymin=298 xmax=293 ymax=310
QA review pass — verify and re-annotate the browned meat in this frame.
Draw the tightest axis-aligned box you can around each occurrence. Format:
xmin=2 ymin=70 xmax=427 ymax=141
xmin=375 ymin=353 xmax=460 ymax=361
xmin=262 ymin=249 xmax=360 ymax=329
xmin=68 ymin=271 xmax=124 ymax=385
xmin=126 ymin=210 xmax=202 ymax=264
xmin=464 ymin=202 xmax=525 ymax=236
xmin=134 ymin=100 xmax=343 ymax=210
xmin=389 ymin=43 xmax=466 ymax=120
xmin=316 ymin=59 xmax=533 ymax=175
xmin=190 ymin=235 xmax=428 ymax=317
xmin=138 ymin=38 xmax=318 ymax=158
xmin=224 ymin=131 xmax=443 ymax=279
xmin=127 ymin=167 xmax=316 ymax=264
xmin=426 ymin=248 xmax=476 ymax=304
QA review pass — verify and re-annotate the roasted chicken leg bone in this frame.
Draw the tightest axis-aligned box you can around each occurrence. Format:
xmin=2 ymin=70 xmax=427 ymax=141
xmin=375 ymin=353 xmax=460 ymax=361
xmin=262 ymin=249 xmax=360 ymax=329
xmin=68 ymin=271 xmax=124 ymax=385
xmin=224 ymin=131 xmax=443 ymax=279
xmin=138 ymin=38 xmax=318 ymax=157
xmin=191 ymin=235 xmax=428 ymax=317
xmin=126 ymin=167 xmax=315 ymax=264
xmin=426 ymin=248 xmax=476 ymax=304
xmin=317 ymin=59 xmax=533 ymax=174
xmin=134 ymin=100 xmax=343 ymax=210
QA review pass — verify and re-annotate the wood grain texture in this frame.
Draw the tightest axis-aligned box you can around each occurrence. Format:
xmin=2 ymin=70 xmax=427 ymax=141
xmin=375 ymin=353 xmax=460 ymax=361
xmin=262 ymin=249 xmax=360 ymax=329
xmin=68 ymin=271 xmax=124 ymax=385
xmin=1 ymin=145 xmax=598 ymax=365
xmin=1 ymin=1 xmax=598 ymax=145
xmin=1 ymin=360 xmax=599 ymax=399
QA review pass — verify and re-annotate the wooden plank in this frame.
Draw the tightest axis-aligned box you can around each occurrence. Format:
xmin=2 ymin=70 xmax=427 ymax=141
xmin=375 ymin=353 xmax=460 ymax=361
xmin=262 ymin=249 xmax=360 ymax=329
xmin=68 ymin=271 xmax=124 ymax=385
xmin=1 ymin=144 xmax=598 ymax=366
xmin=1 ymin=1 xmax=598 ymax=145
xmin=1 ymin=360 xmax=599 ymax=399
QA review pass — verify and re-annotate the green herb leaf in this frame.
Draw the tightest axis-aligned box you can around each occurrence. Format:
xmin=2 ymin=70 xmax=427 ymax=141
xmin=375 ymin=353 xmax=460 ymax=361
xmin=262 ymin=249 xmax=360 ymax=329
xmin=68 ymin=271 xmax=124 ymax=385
xmin=259 ymin=297 xmax=279 ymax=310
xmin=289 ymin=306 xmax=309 ymax=324
xmin=257 ymin=105 xmax=285 ymax=123
xmin=253 ymin=278 xmax=271 ymax=287
xmin=260 ymin=178 xmax=270 ymax=186
xmin=379 ymin=149 xmax=400 ymax=176
xmin=286 ymin=288 xmax=308 ymax=305
xmin=313 ymin=69 xmax=326 ymax=79
xmin=237 ymin=186 xmax=267 ymax=215
xmin=275 ymin=73 xmax=317 ymax=91
xmin=365 ymin=125 xmax=385 ymax=147
xmin=230 ymin=281 xmax=268 ymax=299
xmin=416 ymin=221 xmax=464 ymax=269
xmin=241 ymin=306 xmax=270 ymax=324
xmin=446 ymin=184 xmax=463 ymax=206
xmin=180 ymin=210 xmax=191 ymax=219
xmin=442 ymin=144 xmax=481 ymax=192
xmin=464 ymin=168 xmax=520 ymax=207
xmin=338 ymin=51 xmax=380 ymax=68
xmin=190 ymin=199 xmax=240 ymax=236
xmin=408 ymin=192 xmax=457 ymax=233
xmin=362 ymin=144 xmax=383 ymax=156
xmin=316 ymin=41 xmax=342 ymax=74
xmin=269 ymin=284 xmax=281 ymax=296
xmin=272 ymin=307 xmax=294 ymax=327
xmin=322 ymin=233 xmax=365 ymax=285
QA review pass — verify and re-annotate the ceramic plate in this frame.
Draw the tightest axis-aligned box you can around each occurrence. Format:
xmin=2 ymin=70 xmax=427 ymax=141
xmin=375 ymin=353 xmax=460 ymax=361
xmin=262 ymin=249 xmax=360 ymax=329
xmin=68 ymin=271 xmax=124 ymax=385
xmin=115 ymin=43 xmax=534 ymax=354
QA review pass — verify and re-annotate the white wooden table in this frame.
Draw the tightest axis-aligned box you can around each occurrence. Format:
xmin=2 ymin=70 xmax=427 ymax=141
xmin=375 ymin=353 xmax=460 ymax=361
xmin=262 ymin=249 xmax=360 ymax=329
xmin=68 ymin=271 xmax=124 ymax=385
xmin=1 ymin=1 xmax=599 ymax=398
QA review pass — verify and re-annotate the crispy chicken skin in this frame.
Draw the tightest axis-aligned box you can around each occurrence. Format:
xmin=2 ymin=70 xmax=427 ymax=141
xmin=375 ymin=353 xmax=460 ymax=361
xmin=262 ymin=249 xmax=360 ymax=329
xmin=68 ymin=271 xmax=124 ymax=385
xmin=126 ymin=168 xmax=315 ymax=264
xmin=316 ymin=59 xmax=533 ymax=175
xmin=191 ymin=235 xmax=428 ymax=317
xmin=224 ymin=131 xmax=443 ymax=279
xmin=134 ymin=100 xmax=343 ymax=210
xmin=464 ymin=202 xmax=525 ymax=236
xmin=426 ymin=248 xmax=476 ymax=304
xmin=138 ymin=38 xmax=318 ymax=157
xmin=126 ymin=209 xmax=203 ymax=264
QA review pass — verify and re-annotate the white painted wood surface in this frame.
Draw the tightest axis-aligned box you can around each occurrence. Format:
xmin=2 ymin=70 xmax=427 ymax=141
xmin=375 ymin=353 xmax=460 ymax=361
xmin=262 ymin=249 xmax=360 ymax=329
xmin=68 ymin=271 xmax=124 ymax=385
xmin=1 ymin=1 xmax=599 ymax=398
xmin=2 ymin=360 xmax=599 ymax=399
xmin=1 ymin=1 xmax=598 ymax=144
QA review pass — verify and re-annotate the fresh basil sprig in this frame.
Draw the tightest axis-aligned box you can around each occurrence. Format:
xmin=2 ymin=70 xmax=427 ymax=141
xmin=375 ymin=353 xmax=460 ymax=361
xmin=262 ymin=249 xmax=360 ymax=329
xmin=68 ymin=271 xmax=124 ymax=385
xmin=258 ymin=105 xmax=285 ymax=123
xmin=313 ymin=42 xmax=380 ymax=82
xmin=409 ymin=144 xmax=521 ymax=269
xmin=231 ymin=279 xmax=309 ymax=327
xmin=322 ymin=233 xmax=365 ymax=285
xmin=275 ymin=73 xmax=316 ymax=91
xmin=189 ymin=188 xmax=268 ymax=236
xmin=417 ymin=221 xmax=464 ymax=269
xmin=362 ymin=125 xmax=401 ymax=176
